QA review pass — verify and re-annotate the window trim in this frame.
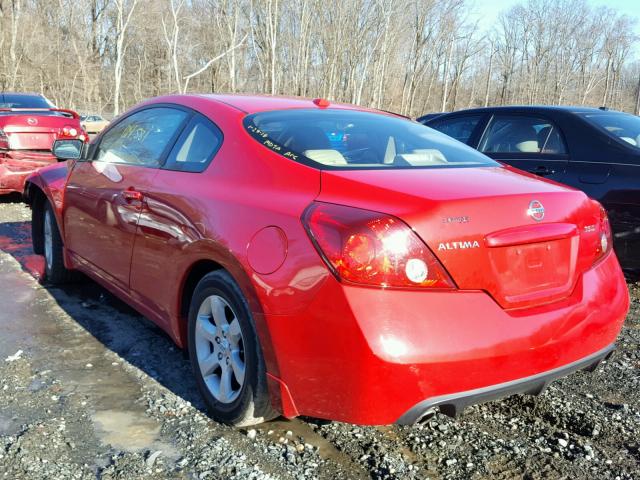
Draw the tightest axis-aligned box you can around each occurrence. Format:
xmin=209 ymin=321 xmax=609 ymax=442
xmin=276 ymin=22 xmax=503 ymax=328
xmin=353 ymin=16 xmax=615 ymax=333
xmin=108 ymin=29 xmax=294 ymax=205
xmin=162 ymin=112 xmax=224 ymax=173
xmin=86 ymin=103 xmax=195 ymax=169
xmin=478 ymin=112 xmax=571 ymax=159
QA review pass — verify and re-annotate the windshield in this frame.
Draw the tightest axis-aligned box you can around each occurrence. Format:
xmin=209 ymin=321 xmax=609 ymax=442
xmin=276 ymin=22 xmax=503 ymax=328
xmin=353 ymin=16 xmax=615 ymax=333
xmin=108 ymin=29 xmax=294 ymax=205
xmin=580 ymin=111 xmax=640 ymax=149
xmin=244 ymin=109 xmax=498 ymax=169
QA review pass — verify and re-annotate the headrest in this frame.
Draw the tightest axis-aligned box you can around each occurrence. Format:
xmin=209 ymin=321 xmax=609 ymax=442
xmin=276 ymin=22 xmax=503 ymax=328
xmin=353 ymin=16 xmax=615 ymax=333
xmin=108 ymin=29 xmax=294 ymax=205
xmin=304 ymin=149 xmax=348 ymax=165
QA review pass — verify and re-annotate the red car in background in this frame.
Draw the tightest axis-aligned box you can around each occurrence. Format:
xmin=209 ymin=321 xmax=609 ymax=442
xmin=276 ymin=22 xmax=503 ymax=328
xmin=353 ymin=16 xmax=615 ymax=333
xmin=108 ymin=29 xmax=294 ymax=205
xmin=0 ymin=92 xmax=86 ymax=195
xmin=24 ymin=94 xmax=628 ymax=426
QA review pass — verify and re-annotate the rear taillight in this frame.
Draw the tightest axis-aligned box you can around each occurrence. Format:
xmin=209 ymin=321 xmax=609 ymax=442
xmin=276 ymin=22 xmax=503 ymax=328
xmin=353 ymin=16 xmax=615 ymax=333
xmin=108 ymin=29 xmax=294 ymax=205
xmin=302 ymin=202 xmax=455 ymax=289
xmin=594 ymin=205 xmax=613 ymax=264
xmin=60 ymin=125 xmax=79 ymax=138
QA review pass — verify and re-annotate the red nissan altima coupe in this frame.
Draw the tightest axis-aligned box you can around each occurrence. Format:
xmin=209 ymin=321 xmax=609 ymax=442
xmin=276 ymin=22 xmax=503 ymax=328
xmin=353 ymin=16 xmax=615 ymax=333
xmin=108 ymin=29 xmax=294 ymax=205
xmin=24 ymin=94 xmax=629 ymax=426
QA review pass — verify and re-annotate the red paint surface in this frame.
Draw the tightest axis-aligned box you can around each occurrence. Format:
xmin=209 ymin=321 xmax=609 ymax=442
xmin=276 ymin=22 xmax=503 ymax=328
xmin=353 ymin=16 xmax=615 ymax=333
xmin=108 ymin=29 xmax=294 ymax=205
xmin=0 ymin=222 xmax=45 ymax=280
xmin=23 ymin=94 xmax=630 ymax=424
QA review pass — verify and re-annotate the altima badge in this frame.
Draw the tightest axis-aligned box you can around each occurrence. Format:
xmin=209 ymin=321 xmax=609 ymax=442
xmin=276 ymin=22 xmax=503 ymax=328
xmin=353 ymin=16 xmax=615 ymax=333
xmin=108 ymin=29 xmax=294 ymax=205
xmin=528 ymin=200 xmax=545 ymax=221
xmin=438 ymin=240 xmax=480 ymax=251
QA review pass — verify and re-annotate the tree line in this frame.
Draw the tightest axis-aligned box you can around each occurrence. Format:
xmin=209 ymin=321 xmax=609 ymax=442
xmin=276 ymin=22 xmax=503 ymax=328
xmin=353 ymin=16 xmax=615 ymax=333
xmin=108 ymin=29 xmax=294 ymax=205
xmin=0 ymin=0 xmax=638 ymax=118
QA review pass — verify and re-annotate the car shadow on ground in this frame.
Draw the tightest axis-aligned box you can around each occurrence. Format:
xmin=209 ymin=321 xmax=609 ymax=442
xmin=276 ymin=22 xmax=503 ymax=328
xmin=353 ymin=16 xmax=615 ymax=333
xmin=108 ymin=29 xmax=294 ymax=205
xmin=0 ymin=216 xmax=211 ymax=416
xmin=0 ymin=193 xmax=24 ymax=204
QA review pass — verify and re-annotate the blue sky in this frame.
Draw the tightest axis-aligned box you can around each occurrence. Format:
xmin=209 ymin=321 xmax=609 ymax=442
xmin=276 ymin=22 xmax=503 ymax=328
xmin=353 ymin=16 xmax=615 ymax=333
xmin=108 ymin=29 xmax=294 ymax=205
xmin=472 ymin=0 xmax=640 ymax=33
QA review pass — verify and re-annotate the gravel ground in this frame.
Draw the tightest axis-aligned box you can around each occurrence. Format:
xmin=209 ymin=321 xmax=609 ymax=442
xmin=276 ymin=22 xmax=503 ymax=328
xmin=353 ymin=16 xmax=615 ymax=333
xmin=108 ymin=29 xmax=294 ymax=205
xmin=0 ymin=197 xmax=638 ymax=479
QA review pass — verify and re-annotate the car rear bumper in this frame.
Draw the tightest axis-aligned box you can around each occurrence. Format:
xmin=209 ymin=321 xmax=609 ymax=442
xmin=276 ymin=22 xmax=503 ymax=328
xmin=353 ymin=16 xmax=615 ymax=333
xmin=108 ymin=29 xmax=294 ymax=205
xmin=396 ymin=343 xmax=615 ymax=424
xmin=264 ymin=250 xmax=629 ymax=425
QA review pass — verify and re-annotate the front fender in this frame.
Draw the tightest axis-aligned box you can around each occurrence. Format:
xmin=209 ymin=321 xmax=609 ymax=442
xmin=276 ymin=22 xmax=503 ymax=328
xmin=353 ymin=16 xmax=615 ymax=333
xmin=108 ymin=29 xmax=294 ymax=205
xmin=24 ymin=161 xmax=70 ymax=236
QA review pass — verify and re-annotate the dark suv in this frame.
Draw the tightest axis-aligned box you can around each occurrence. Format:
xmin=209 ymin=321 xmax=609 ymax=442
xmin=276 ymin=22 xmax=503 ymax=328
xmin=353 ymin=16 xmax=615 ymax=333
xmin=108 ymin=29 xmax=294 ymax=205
xmin=420 ymin=106 xmax=640 ymax=271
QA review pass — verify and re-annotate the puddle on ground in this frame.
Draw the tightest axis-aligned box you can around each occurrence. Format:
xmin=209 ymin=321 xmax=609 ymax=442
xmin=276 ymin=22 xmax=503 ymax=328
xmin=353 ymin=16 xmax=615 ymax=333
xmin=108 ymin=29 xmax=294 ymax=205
xmin=0 ymin=413 xmax=18 ymax=436
xmin=0 ymin=254 xmax=173 ymax=455
xmin=93 ymin=410 xmax=161 ymax=451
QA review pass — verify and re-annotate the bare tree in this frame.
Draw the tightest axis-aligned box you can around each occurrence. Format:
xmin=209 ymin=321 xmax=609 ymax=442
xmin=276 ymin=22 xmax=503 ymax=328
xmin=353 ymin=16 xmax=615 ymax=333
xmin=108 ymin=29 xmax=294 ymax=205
xmin=0 ymin=0 xmax=638 ymax=117
xmin=113 ymin=0 xmax=139 ymax=115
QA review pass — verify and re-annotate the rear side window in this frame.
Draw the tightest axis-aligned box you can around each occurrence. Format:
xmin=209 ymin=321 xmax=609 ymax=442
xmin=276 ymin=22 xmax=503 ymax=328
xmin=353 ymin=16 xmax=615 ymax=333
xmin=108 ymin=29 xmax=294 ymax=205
xmin=244 ymin=109 xmax=497 ymax=169
xmin=428 ymin=115 xmax=482 ymax=144
xmin=95 ymin=107 xmax=188 ymax=167
xmin=480 ymin=115 xmax=567 ymax=155
xmin=164 ymin=114 xmax=223 ymax=172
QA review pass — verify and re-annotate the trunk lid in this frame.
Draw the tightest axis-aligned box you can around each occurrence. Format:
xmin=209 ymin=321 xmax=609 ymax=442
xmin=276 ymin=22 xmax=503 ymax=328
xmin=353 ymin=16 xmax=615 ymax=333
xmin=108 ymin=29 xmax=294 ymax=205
xmin=318 ymin=166 xmax=602 ymax=310
xmin=0 ymin=111 xmax=81 ymax=151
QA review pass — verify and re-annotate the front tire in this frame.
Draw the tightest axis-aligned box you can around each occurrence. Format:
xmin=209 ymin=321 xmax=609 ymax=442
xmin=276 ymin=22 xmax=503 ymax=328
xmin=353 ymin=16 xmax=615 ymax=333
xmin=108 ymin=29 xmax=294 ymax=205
xmin=188 ymin=270 xmax=276 ymax=426
xmin=42 ymin=202 xmax=73 ymax=284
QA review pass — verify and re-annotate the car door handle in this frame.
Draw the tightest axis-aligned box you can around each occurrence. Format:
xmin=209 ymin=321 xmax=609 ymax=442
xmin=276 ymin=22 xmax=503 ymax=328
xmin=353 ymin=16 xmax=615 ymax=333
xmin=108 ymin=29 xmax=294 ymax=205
xmin=121 ymin=189 xmax=144 ymax=202
xmin=530 ymin=166 xmax=555 ymax=176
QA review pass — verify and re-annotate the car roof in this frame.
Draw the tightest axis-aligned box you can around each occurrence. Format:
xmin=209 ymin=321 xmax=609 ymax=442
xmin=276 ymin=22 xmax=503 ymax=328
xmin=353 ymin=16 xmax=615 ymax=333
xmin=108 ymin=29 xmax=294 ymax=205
xmin=429 ymin=105 xmax=622 ymax=116
xmin=150 ymin=93 xmax=379 ymax=115
xmin=201 ymin=94 xmax=367 ymax=113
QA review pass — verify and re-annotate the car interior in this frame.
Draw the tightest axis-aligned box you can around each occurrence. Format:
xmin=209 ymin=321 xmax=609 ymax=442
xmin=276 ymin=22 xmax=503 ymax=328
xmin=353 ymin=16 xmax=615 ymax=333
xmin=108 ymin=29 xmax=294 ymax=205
xmin=481 ymin=119 xmax=565 ymax=154
xmin=261 ymin=118 xmax=484 ymax=168
xmin=583 ymin=113 xmax=640 ymax=147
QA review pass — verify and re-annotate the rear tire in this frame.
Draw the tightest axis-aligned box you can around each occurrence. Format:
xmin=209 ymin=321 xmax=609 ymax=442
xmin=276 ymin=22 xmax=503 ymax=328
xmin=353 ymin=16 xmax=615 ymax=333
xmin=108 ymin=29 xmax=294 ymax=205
xmin=42 ymin=202 xmax=73 ymax=284
xmin=188 ymin=270 xmax=277 ymax=426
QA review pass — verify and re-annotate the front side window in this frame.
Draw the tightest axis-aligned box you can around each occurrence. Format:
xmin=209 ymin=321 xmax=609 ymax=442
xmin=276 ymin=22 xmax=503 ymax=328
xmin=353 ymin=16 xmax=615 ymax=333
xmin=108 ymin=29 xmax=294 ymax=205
xmin=428 ymin=115 xmax=483 ymax=144
xmin=244 ymin=109 xmax=497 ymax=169
xmin=580 ymin=111 xmax=640 ymax=149
xmin=95 ymin=107 xmax=188 ymax=167
xmin=479 ymin=115 xmax=567 ymax=155
xmin=164 ymin=114 xmax=223 ymax=172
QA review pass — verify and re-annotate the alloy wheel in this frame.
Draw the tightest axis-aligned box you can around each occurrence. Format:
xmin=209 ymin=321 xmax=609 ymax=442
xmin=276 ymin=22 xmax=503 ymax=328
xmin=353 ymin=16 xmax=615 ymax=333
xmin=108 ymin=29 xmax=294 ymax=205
xmin=194 ymin=295 xmax=246 ymax=404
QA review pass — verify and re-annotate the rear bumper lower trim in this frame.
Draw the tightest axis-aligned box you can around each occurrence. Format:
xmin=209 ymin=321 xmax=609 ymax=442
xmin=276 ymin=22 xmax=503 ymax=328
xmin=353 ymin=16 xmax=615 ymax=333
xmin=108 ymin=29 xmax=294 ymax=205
xmin=396 ymin=343 xmax=615 ymax=425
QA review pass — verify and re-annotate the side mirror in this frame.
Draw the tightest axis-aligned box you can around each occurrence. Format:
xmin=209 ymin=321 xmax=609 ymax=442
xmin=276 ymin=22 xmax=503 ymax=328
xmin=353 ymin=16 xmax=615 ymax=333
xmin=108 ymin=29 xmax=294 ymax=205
xmin=52 ymin=139 xmax=83 ymax=160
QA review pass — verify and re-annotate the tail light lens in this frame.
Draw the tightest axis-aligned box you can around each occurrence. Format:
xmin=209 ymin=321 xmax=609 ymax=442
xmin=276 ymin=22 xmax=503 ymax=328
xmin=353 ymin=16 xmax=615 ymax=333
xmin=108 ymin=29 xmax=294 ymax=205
xmin=302 ymin=202 xmax=456 ymax=289
xmin=60 ymin=125 xmax=79 ymax=138
xmin=594 ymin=205 xmax=613 ymax=264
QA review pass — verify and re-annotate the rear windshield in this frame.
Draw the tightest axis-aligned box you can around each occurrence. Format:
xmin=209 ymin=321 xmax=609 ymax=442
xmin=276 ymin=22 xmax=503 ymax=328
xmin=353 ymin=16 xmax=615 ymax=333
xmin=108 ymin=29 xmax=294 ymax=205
xmin=580 ymin=111 xmax=640 ymax=149
xmin=244 ymin=109 xmax=498 ymax=169
xmin=0 ymin=94 xmax=55 ymax=109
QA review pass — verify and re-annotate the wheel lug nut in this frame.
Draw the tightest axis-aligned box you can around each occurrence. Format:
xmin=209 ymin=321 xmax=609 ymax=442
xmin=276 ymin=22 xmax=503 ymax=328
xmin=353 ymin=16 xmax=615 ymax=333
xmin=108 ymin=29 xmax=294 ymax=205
xmin=215 ymin=337 xmax=220 ymax=343
xmin=218 ymin=353 xmax=223 ymax=360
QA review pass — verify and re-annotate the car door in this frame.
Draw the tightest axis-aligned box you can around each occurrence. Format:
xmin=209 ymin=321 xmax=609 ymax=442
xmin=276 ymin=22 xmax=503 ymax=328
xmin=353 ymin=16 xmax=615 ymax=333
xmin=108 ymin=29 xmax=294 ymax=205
xmin=128 ymin=113 xmax=224 ymax=324
xmin=477 ymin=113 xmax=570 ymax=183
xmin=63 ymin=106 xmax=190 ymax=290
